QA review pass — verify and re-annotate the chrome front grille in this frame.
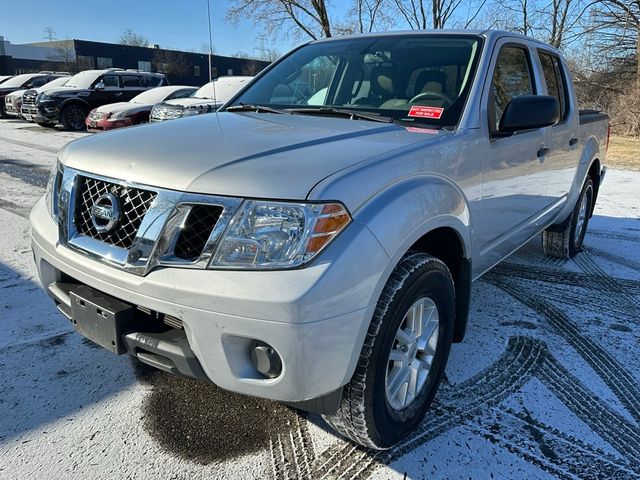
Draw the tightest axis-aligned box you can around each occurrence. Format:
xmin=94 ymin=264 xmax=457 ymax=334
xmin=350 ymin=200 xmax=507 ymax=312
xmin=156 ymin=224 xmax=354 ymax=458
xmin=57 ymin=167 xmax=242 ymax=275
xmin=174 ymin=205 xmax=223 ymax=261
xmin=75 ymin=176 xmax=157 ymax=249
xmin=150 ymin=105 xmax=183 ymax=122
xmin=22 ymin=91 xmax=37 ymax=107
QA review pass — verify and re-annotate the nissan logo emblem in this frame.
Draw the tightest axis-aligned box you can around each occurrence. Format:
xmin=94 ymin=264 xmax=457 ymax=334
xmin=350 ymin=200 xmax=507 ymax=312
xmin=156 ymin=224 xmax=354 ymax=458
xmin=90 ymin=193 xmax=121 ymax=233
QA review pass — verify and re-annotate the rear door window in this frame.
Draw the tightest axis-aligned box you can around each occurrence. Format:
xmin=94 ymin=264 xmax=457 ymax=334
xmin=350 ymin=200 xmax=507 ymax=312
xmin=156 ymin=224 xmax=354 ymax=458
xmin=490 ymin=46 xmax=535 ymax=132
xmin=122 ymin=75 xmax=142 ymax=88
xmin=99 ymin=75 xmax=120 ymax=89
xmin=538 ymin=51 xmax=568 ymax=121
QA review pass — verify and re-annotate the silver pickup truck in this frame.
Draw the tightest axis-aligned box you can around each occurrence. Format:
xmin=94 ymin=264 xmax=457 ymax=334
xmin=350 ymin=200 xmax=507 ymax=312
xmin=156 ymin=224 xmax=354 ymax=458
xmin=30 ymin=30 xmax=609 ymax=449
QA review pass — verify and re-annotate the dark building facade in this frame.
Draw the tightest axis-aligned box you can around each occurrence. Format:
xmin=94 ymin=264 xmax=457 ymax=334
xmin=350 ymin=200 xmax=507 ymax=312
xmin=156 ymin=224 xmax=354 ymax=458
xmin=0 ymin=38 xmax=270 ymax=86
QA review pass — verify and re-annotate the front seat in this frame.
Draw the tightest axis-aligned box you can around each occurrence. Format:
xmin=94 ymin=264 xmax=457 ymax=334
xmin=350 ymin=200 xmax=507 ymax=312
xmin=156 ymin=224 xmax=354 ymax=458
xmin=354 ymin=67 xmax=405 ymax=108
xmin=412 ymin=71 xmax=450 ymax=107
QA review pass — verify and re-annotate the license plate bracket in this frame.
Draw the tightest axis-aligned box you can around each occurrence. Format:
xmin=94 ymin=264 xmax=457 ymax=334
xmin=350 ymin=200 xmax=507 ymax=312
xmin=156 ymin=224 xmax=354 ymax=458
xmin=70 ymin=286 xmax=135 ymax=354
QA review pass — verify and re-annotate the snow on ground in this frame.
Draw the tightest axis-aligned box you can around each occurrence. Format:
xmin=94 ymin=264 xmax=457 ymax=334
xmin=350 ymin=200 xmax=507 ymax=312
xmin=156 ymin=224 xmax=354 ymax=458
xmin=0 ymin=119 xmax=639 ymax=479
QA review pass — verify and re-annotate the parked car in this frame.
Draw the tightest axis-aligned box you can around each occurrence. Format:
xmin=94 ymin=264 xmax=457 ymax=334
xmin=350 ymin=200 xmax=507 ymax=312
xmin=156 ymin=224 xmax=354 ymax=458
xmin=30 ymin=31 xmax=609 ymax=449
xmin=0 ymin=72 xmax=67 ymax=117
xmin=86 ymin=85 xmax=197 ymax=131
xmin=4 ymin=89 xmax=27 ymax=117
xmin=21 ymin=76 xmax=71 ymax=122
xmin=149 ymin=76 xmax=251 ymax=122
xmin=34 ymin=69 xmax=168 ymax=130
xmin=0 ymin=75 xmax=14 ymax=85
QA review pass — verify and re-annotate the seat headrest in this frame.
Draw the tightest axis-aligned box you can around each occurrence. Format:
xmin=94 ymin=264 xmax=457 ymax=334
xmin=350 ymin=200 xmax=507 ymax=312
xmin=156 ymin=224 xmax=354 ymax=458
xmin=370 ymin=67 xmax=396 ymax=97
xmin=415 ymin=70 xmax=446 ymax=94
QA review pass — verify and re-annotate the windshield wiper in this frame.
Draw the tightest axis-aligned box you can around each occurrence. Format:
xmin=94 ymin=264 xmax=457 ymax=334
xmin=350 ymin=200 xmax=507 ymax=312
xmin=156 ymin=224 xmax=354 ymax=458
xmin=226 ymin=103 xmax=290 ymax=114
xmin=288 ymin=107 xmax=393 ymax=124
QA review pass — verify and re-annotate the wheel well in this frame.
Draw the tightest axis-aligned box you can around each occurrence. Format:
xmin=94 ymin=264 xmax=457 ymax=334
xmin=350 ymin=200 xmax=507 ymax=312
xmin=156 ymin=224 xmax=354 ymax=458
xmin=409 ymin=227 xmax=471 ymax=343
xmin=587 ymin=158 xmax=601 ymax=217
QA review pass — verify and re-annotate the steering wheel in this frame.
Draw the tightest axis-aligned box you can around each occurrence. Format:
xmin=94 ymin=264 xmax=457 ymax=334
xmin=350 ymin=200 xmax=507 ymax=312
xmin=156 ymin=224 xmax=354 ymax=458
xmin=409 ymin=91 xmax=452 ymax=105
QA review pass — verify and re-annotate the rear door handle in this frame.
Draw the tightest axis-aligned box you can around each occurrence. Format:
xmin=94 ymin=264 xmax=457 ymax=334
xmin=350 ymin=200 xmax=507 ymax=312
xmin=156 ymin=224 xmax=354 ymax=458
xmin=537 ymin=147 xmax=549 ymax=158
xmin=569 ymin=137 xmax=578 ymax=146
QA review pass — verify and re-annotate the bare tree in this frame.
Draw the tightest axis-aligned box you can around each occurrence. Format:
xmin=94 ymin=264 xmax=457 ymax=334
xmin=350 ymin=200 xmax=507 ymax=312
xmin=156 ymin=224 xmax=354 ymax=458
xmin=392 ymin=0 xmax=485 ymax=29
xmin=45 ymin=39 xmax=78 ymax=73
xmin=587 ymin=0 xmax=640 ymax=84
xmin=119 ymin=28 xmax=150 ymax=47
xmin=152 ymin=50 xmax=192 ymax=81
xmin=227 ymin=0 xmax=332 ymax=40
xmin=352 ymin=0 xmax=393 ymax=32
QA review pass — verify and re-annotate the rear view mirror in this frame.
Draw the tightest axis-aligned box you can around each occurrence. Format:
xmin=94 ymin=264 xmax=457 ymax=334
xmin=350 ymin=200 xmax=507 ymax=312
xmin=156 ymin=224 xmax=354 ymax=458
xmin=499 ymin=95 xmax=560 ymax=133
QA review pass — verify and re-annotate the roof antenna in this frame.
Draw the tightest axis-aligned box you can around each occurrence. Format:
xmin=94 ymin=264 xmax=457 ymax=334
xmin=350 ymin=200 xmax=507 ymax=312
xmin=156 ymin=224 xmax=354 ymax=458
xmin=207 ymin=0 xmax=217 ymax=105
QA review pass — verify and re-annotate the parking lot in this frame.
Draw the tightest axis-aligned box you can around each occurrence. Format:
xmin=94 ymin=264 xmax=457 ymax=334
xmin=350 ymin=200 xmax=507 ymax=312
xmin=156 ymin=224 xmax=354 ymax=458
xmin=0 ymin=119 xmax=639 ymax=479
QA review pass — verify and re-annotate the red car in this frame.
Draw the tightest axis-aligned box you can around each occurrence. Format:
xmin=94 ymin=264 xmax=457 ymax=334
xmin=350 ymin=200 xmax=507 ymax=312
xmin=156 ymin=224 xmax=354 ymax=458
xmin=85 ymin=85 xmax=197 ymax=131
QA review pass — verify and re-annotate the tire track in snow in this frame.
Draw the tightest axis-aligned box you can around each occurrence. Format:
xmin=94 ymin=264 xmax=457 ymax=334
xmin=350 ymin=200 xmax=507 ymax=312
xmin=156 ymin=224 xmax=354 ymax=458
xmin=488 ymin=274 xmax=640 ymax=425
xmin=573 ymin=253 xmax=640 ymax=312
xmin=0 ymin=135 xmax=59 ymax=154
xmin=586 ymin=246 xmax=640 ymax=273
xmin=471 ymin=407 xmax=639 ymax=479
xmin=494 ymin=262 xmax=640 ymax=296
xmin=312 ymin=336 xmax=548 ymax=479
xmin=538 ymin=356 xmax=640 ymax=469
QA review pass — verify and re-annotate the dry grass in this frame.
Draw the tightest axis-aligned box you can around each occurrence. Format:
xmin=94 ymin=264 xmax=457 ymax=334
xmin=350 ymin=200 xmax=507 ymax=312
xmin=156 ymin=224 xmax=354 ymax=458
xmin=607 ymin=136 xmax=640 ymax=170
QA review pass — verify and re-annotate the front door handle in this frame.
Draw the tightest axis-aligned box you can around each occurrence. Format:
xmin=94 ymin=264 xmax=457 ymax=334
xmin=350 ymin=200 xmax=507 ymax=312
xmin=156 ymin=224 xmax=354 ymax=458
xmin=569 ymin=137 xmax=578 ymax=146
xmin=537 ymin=147 xmax=550 ymax=158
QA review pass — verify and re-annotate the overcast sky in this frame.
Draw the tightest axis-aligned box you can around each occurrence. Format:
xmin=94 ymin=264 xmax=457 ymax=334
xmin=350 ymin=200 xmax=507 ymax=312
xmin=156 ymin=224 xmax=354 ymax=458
xmin=0 ymin=0 xmax=302 ymax=58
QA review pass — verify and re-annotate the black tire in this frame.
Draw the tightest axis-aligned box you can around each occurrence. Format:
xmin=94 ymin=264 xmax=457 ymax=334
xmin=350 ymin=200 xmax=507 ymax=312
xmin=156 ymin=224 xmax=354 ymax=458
xmin=543 ymin=176 xmax=594 ymax=258
xmin=61 ymin=104 xmax=87 ymax=131
xmin=36 ymin=122 xmax=56 ymax=128
xmin=0 ymin=103 xmax=7 ymax=119
xmin=323 ymin=252 xmax=455 ymax=449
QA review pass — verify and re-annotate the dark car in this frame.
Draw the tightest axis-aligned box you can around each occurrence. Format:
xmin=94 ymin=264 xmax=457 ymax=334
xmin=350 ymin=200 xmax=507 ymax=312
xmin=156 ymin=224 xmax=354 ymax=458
xmin=34 ymin=69 xmax=167 ymax=130
xmin=0 ymin=72 xmax=66 ymax=117
xmin=86 ymin=85 xmax=196 ymax=131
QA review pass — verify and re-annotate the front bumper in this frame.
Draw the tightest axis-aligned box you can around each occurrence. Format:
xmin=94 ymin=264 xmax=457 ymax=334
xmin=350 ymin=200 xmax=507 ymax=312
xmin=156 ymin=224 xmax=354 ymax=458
xmin=34 ymin=102 xmax=59 ymax=124
xmin=86 ymin=116 xmax=132 ymax=131
xmin=21 ymin=106 xmax=37 ymax=121
xmin=30 ymin=197 xmax=388 ymax=402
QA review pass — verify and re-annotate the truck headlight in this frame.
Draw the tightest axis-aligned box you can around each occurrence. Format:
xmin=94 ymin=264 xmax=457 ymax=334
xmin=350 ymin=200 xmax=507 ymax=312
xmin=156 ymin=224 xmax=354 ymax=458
xmin=45 ymin=161 xmax=63 ymax=223
xmin=210 ymin=200 xmax=350 ymax=269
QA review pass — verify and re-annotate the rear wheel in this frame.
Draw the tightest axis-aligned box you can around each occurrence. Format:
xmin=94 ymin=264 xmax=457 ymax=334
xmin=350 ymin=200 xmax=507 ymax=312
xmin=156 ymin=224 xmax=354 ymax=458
xmin=323 ymin=252 xmax=455 ymax=449
xmin=543 ymin=176 xmax=594 ymax=258
xmin=61 ymin=104 xmax=87 ymax=131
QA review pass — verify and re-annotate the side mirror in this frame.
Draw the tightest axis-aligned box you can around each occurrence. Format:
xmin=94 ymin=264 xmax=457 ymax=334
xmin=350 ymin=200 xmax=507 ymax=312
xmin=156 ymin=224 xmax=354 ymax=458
xmin=499 ymin=95 xmax=560 ymax=133
xmin=94 ymin=81 xmax=105 ymax=90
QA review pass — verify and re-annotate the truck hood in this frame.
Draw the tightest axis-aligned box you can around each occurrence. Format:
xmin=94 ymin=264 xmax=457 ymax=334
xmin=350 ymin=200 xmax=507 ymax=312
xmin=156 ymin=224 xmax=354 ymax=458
xmin=59 ymin=111 xmax=450 ymax=199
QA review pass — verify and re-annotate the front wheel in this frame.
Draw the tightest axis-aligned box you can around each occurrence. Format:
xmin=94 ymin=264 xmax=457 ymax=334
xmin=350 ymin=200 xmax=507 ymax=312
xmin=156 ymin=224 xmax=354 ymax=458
xmin=323 ymin=252 xmax=455 ymax=449
xmin=543 ymin=176 xmax=594 ymax=258
xmin=61 ymin=104 xmax=87 ymax=131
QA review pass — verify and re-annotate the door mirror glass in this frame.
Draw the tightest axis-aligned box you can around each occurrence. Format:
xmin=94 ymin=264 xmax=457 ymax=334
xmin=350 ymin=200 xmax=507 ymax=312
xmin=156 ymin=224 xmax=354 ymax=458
xmin=94 ymin=81 xmax=105 ymax=90
xmin=499 ymin=95 xmax=559 ymax=133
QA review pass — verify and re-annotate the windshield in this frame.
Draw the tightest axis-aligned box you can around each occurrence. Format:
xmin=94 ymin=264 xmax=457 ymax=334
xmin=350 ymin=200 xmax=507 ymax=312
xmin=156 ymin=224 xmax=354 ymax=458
xmin=1 ymin=74 xmax=39 ymax=88
xmin=41 ymin=76 xmax=69 ymax=90
xmin=131 ymin=87 xmax=173 ymax=104
xmin=229 ymin=35 xmax=482 ymax=126
xmin=64 ymin=71 xmax=102 ymax=89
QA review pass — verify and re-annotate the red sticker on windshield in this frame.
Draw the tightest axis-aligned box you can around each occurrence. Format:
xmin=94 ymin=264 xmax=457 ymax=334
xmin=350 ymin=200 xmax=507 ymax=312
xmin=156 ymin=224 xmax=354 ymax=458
xmin=408 ymin=106 xmax=444 ymax=119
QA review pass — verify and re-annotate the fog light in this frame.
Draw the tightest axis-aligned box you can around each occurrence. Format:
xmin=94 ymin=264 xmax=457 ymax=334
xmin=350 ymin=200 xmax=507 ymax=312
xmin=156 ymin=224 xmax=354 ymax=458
xmin=250 ymin=341 xmax=282 ymax=379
